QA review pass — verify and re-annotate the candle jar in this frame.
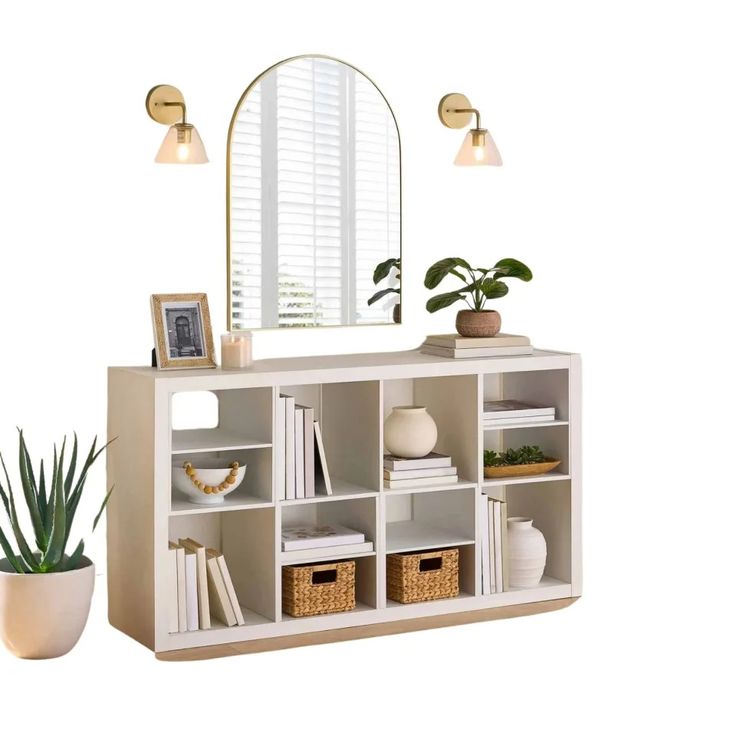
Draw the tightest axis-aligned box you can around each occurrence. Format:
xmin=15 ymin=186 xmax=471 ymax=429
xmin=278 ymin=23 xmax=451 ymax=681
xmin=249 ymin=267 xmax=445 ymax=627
xmin=220 ymin=332 xmax=253 ymax=369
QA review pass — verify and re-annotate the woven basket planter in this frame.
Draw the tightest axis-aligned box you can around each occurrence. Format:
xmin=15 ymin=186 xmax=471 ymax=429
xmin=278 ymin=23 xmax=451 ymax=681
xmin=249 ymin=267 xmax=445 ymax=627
xmin=387 ymin=548 xmax=459 ymax=604
xmin=282 ymin=560 xmax=356 ymax=617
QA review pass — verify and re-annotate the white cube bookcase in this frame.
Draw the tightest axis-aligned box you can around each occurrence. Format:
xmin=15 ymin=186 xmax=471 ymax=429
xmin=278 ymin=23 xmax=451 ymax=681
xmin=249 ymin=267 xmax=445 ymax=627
xmin=107 ymin=348 xmax=582 ymax=660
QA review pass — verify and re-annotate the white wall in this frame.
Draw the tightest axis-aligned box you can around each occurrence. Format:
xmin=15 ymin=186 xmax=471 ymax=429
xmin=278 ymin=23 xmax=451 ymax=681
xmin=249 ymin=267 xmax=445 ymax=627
xmin=1 ymin=1 xmax=733 ymax=733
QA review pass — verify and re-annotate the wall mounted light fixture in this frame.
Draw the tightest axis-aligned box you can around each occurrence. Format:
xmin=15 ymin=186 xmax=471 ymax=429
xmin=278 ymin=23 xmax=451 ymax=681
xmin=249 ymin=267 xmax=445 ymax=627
xmin=438 ymin=93 xmax=502 ymax=166
xmin=145 ymin=84 xmax=209 ymax=164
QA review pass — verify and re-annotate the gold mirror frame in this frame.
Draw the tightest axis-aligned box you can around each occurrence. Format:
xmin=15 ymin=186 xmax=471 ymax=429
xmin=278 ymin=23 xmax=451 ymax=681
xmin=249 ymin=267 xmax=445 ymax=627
xmin=226 ymin=54 xmax=402 ymax=332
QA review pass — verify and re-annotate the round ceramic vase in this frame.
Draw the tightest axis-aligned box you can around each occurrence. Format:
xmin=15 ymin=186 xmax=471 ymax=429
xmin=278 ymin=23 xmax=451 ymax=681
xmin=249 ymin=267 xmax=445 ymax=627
xmin=507 ymin=517 xmax=547 ymax=588
xmin=384 ymin=406 xmax=438 ymax=459
xmin=0 ymin=556 xmax=95 ymax=659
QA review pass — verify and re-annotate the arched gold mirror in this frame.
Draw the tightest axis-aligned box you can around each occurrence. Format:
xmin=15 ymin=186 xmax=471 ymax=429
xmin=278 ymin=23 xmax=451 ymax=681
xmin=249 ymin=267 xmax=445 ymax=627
xmin=227 ymin=55 xmax=401 ymax=330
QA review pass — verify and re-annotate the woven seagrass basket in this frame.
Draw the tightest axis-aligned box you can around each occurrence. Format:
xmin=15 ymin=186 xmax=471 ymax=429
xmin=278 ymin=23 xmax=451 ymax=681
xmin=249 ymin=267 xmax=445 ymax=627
xmin=387 ymin=548 xmax=459 ymax=604
xmin=282 ymin=560 xmax=356 ymax=617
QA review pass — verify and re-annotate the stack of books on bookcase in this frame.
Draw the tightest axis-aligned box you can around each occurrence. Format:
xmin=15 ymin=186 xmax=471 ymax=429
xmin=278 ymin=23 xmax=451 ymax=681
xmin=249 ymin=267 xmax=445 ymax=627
xmin=420 ymin=333 xmax=532 ymax=359
xmin=383 ymin=452 xmax=458 ymax=489
xmin=480 ymin=495 xmax=509 ymax=594
xmin=276 ymin=394 xmax=333 ymax=500
xmin=167 ymin=538 xmax=245 ymax=633
xmin=281 ymin=524 xmax=373 ymax=562
xmin=483 ymin=399 xmax=555 ymax=428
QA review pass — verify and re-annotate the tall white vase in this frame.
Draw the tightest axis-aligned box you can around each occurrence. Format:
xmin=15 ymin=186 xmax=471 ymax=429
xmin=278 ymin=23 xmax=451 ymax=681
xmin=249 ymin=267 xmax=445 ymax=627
xmin=507 ymin=517 xmax=547 ymax=588
xmin=383 ymin=406 xmax=438 ymax=459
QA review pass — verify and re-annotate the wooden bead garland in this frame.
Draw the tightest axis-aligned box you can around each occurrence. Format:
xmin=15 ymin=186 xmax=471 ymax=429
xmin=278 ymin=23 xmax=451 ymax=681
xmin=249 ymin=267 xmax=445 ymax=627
xmin=182 ymin=461 xmax=239 ymax=494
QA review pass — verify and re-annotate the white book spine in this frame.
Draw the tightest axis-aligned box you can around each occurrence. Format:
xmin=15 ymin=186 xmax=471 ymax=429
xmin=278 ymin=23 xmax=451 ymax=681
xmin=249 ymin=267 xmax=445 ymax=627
xmin=493 ymin=501 xmax=503 ymax=593
xmin=488 ymin=500 xmax=496 ymax=594
xmin=480 ymin=497 xmax=491 ymax=595
xmin=283 ymin=395 xmax=295 ymax=500
xmin=166 ymin=547 xmax=179 ymax=634
xmin=275 ymin=396 xmax=286 ymax=500
xmin=295 ymin=407 xmax=305 ymax=498
xmin=184 ymin=550 xmax=199 ymax=631
xmin=175 ymin=546 xmax=186 ymax=633
xmin=314 ymin=421 xmax=333 ymax=495
xmin=304 ymin=407 xmax=315 ymax=497
xmin=206 ymin=556 xmax=236 ymax=627
xmin=217 ymin=556 xmax=245 ymax=626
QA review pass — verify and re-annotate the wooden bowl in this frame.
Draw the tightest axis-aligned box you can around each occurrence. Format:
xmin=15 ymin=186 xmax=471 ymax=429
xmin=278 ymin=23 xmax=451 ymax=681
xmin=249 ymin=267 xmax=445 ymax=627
xmin=483 ymin=458 xmax=561 ymax=479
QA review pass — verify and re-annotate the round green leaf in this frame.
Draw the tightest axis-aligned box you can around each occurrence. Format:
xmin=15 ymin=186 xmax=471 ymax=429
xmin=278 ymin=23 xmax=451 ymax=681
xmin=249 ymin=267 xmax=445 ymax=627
xmin=372 ymin=258 xmax=399 ymax=285
xmin=424 ymin=258 xmax=472 ymax=289
xmin=425 ymin=290 xmax=468 ymax=313
xmin=493 ymin=258 xmax=533 ymax=281
xmin=480 ymin=279 xmax=509 ymax=299
xmin=367 ymin=287 xmax=399 ymax=306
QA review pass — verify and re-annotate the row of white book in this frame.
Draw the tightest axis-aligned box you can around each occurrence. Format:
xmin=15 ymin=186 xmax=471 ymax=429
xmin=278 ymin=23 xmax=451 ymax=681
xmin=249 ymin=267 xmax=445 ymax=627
xmin=420 ymin=333 xmax=533 ymax=359
xmin=480 ymin=495 xmax=509 ymax=594
xmin=483 ymin=399 xmax=556 ymax=427
xmin=276 ymin=394 xmax=333 ymax=500
xmin=167 ymin=538 xmax=245 ymax=633
xmin=383 ymin=452 xmax=458 ymax=489
xmin=281 ymin=524 xmax=373 ymax=563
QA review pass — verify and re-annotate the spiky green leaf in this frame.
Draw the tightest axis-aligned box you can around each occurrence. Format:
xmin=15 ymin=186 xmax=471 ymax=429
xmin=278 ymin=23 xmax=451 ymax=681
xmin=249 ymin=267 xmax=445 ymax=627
xmin=41 ymin=441 xmax=67 ymax=570
xmin=62 ymin=539 xmax=85 ymax=572
xmin=0 ymin=526 xmax=24 ymax=573
xmin=18 ymin=431 xmax=46 ymax=551
xmin=92 ymin=486 xmax=114 ymax=532
xmin=0 ymin=453 xmax=40 ymax=572
xmin=424 ymin=258 xmax=473 ymax=289
xmin=37 ymin=459 xmax=47 ymax=527
xmin=64 ymin=433 xmax=78 ymax=499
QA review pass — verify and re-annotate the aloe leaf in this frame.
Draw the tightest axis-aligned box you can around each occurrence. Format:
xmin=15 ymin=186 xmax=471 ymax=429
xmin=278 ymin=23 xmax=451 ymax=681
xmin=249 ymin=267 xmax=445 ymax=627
xmin=18 ymin=431 xmax=46 ymax=551
xmin=0 ymin=453 xmax=40 ymax=571
xmin=41 ymin=441 xmax=67 ymax=570
xmin=37 ymin=459 xmax=47 ymax=527
xmin=64 ymin=433 xmax=78 ymax=499
xmin=92 ymin=485 xmax=114 ymax=532
xmin=63 ymin=539 xmax=85 ymax=572
xmin=0 ymin=469 xmax=10 ymax=520
xmin=367 ymin=287 xmax=399 ymax=306
xmin=43 ymin=447 xmax=58 ymax=539
xmin=0 ymin=526 xmax=24 ymax=573
xmin=425 ymin=289 xmax=469 ymax=313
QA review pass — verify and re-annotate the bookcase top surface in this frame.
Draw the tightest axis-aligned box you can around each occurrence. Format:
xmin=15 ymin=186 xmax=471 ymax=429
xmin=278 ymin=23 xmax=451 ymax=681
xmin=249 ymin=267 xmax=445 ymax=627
xmin=110 ymin=348 xmax=578 ymax=387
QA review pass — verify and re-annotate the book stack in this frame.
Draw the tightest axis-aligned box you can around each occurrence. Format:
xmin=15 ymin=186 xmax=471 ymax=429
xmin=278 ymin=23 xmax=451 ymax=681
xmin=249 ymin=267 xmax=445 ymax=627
xmin=483 ymin=399 xmax=556 ymax=428
xmin=281 ymin=524 xmax=373 ymax=563
xmin=383 ymin=452 xmax=458 ymax=489
xmin=479 ymin=495 xmax=508 ymax=594
xmin=276 ymin=395 xmax=333 ymax=500
xmin=167 ymin=538 xmax=245 ymax=633
xmin=420 ymin=333 xmax=533 ymax=359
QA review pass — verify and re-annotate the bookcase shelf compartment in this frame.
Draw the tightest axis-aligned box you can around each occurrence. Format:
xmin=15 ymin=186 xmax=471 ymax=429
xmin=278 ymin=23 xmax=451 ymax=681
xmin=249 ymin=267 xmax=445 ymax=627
xmin=482 ymin=472 xmax=572 ymax=488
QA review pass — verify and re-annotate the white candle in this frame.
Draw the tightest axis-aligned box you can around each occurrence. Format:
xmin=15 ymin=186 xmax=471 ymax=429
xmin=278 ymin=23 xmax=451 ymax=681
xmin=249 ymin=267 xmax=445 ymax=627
xmin=221 ymin=332 xmax=253 ymax=369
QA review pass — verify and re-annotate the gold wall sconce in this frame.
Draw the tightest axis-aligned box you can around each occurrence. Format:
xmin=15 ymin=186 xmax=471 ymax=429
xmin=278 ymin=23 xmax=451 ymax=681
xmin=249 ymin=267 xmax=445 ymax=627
xmin=438 ymin=93 xmax=502 ymax=166
xmin=145 ymin=84 xmax=209 ymax=164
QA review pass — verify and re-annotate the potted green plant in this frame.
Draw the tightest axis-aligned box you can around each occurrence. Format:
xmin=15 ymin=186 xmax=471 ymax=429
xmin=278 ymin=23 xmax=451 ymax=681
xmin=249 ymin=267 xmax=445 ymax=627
xmin=424 ymin=257 xmax=532 ymax=337
xmin=483 ymin=445 xmax=560 ymax=479
xmin=0 ymin=431 xmax=112 ymax=659
xmin=368 ymin=257 xmax=401 ymax=323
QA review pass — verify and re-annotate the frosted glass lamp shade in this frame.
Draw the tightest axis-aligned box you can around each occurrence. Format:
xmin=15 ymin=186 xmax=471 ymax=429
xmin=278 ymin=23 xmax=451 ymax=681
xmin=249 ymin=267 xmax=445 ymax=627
xmin=454 ymin=128 xmax=502 ymax=166
xmin=155 ymin=123 xmax=208 ymax=164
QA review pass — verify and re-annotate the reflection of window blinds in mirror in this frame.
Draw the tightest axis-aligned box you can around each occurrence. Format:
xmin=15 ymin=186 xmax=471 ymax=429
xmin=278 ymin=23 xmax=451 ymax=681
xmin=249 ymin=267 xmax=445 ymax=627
xmin=230 ymin=87 xmax=262 ymax=330
xmin=353 ymin=74 xmax=401 ymax=324
xmin=230 ymin=59 xmax=399 ymax=329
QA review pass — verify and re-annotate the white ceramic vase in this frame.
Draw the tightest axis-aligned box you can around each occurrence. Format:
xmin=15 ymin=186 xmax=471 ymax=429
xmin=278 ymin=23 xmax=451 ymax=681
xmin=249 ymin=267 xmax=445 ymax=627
xmin=383 ymin=406 xmax=438 ymax=459
xmin=0 ymin=556 xmax=95 ymax=659
xmin=507 ymin=517 xmax=547 ymax=588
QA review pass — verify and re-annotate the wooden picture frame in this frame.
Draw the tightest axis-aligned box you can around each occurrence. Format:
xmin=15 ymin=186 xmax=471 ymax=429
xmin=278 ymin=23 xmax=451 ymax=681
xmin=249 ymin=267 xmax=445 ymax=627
xmin=151 ymin=293 xmax=217 ymax=370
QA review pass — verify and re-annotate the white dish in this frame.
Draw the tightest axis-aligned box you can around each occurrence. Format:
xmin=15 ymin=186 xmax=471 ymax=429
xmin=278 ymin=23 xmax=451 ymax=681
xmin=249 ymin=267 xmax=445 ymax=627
xmin=172 ymin=457 xmax=247 ymax=505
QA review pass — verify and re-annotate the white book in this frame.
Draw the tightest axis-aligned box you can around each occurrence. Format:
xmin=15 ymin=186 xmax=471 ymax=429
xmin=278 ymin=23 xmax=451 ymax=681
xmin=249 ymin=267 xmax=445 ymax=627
xmin=216 ymin=555 xmax=245 ymax=626
xmin=183 ymin=549 xmax=199 ymax=631
xmin=205 ymin=550 xmax=237 ymax=627
xmin=421 ymin=345 xmax=533 ymax=359
xmin=479 ymin=498 xmax=491 ymax=595
xmin=482 ymin=400 xmax=556 ymax=419
xmin=303 ymin=406 xmax=315 ymax=497
xmin=281 ymin=394 xmax=296 ymax=500
xmin=493 ymin=500 xmax=503 ymax=593
xmin=383 ymin=453 xmax=452 ymax=471
xmin=384 ymin=466 xmax=457 ymax=480
xmin=166 ymin=543 xmax=180 ymax=634
xmin=170 ymin=542 xmax=187 ymax=633
xmin=294 ymin=406 xmax=305 ymax=498
xmin=483 ymin=414 xmax=555 ymax=427
xmin=313 ymin=421 xmax=333 ymax=495
xmin=275 ymin=396 xmax=286 ymax=500
xmin=384 ymin=475 xmax=458 ymax=490
xmin=178 ymin=538 xmax=211 ymax=630
xmin=423 ymin=333 xmax=531 ymax=349
xmin=282 ymin=524 xmax=365 ymax=551
xmin=488 ymin=500 xmax=496 ymax=594
xmin=281 ymin=541 xmax=374 ymax=564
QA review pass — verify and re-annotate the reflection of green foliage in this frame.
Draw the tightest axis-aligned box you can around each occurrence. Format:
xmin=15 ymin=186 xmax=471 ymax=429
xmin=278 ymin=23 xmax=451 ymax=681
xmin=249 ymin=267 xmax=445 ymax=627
xmin=279 ymin=275 xmax=324 ymax=328
xmin=368 ymin=258 xmax=400 ymax=306
xmin=424 ymin=257 xmax=532 ymax=313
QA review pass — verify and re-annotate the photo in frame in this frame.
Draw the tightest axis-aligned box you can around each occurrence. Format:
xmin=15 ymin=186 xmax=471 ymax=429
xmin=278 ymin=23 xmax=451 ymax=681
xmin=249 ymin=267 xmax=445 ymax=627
xmin=151 ymin=293 xmax=217 ymax=370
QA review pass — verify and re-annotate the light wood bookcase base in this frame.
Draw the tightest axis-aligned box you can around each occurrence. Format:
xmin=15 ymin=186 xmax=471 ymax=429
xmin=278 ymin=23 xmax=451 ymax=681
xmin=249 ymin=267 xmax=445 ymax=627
xmin=156 ymin=596 xmax=579 ymax=661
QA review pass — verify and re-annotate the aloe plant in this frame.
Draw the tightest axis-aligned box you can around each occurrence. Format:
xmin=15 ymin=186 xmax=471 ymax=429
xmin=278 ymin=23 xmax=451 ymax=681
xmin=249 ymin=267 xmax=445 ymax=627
xmin=367 ymin=257 xmax=400 ymax=307
xmin=424 ymin=257 xmax=532 ymax=313
xmin=0 ymin=431 xmax=113 ymax=574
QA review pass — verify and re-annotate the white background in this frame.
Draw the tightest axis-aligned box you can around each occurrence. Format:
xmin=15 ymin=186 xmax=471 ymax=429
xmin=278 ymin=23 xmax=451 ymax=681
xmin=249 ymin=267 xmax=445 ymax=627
xmin=1 ymin=1 xmax=733 ymax=733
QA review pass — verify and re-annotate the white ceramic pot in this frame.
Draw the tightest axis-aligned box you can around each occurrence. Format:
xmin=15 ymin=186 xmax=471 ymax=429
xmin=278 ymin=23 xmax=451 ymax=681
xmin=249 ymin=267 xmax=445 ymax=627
xmin=172 ymin=456 xmax=247 ymax=505
xmin=0 ymin=556 xmax=95 ymax=659
xmin=384 ymin=406 xmax=438 ymax=459
xmin=507 ymin=517 xmax=547 ymax=588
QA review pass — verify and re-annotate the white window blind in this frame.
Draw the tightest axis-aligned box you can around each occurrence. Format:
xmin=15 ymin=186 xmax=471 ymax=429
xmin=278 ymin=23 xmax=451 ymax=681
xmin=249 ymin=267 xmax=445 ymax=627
xmin=229 ymin=59 xmax=400 ymax=329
